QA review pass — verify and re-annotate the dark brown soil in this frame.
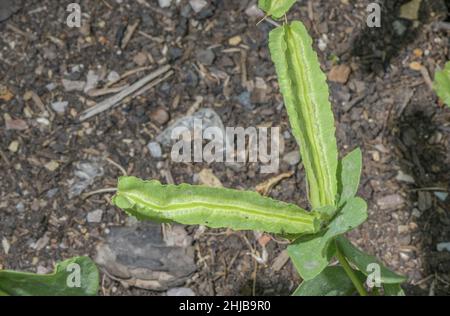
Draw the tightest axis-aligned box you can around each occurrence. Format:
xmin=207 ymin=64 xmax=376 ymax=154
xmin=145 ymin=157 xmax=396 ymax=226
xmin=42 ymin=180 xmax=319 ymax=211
xmin=0 ymin=0 xmax=449 ymax=296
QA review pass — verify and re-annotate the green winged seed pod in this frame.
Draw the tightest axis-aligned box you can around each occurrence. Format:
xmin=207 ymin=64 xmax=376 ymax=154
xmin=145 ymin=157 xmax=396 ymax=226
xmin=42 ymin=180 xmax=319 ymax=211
xmin=269 ymin=21 xmax=339 ymax=209
xmin=258 ymin=0 xmax=298 ymax=19
xmin=112 ymin=176 xmax=323 ymax=235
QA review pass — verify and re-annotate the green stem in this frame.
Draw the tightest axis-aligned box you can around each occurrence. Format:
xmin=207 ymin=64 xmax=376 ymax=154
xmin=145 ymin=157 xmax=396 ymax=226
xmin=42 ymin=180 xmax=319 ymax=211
xmin=335 ymin=240 xmax=368 ymax=296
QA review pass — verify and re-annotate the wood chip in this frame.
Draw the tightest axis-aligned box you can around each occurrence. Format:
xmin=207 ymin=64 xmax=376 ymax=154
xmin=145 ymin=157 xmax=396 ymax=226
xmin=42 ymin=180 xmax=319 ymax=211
xmin=255 ymin=171 xmax=294 ymax=196
xmin=328 ymin=64 xmax=351 ymax=84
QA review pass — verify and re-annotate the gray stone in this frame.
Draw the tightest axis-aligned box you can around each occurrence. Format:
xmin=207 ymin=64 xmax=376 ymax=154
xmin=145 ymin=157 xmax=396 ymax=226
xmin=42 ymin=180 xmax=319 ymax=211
xmin=158 ymin=0 xmax=172 ymax=8
xmin=87 ymin=209 xmax=103 ymax=223
xmin=51 ymin=101 xmax=69 ymax=113
xmin=418 ymin=191 xmax=432 ymax=211
xmin=0 ymin=0 xmax=21 ymax=22
xmin=196 ymin=49 xmax=215 ymax=66
xmin=62 ymin=79 xmax=86 ymax=92
xmin=147 ymin=142 xmax=162 ymax=158
xmin=377 ymin=194 xmax=405 ymax=210
xmin=95 ymin=222 xmax=196 ymax=291
xmin=283 ymin=150 xmax=301 ymax=166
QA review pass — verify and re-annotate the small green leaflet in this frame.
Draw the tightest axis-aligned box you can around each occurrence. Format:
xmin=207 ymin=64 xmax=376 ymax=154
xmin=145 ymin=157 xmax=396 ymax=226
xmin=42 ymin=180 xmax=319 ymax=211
xmin=0 ymin=256 xmax=99 ymax=296
xmin=433 ymin=61 xmax=450 ymax=107
xmin=335 ymin=236 xmax=407 ymax=284
xmin=338 ymin=148 xmax=362 ymax=205
xmin=383 ymin=283 xmax=405 ymax=296
xmin=258 ymin=0 xmax=297 ymax=19
xmin=112 ymin=176 xmax=322 ymax=235
xmin=269 ymin=21 xmax=338 ymax=209
xmin=288 ymin=197 xmax=368 ymax=280
xmin=293 ymin=266 xmax=364 ymax=296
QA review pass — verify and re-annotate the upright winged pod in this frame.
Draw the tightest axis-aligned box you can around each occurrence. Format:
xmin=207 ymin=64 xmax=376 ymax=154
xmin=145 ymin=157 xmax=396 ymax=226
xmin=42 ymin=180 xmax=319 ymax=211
xmin=269 ymin=22 xmax=338 ymax=209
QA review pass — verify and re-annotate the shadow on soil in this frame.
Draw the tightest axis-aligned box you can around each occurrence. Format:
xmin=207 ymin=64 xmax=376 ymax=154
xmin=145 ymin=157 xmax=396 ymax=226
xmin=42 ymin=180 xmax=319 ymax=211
xmin=391 ymin=104 xmax=450 ymax=295
xmin=351 ymin=0 xmax=448 ymax=74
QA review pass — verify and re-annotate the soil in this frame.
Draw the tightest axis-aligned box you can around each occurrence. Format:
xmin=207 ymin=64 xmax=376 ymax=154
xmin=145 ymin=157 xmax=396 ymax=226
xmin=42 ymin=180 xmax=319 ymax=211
xmin=0 ymin=0 xmax=449 ymax=296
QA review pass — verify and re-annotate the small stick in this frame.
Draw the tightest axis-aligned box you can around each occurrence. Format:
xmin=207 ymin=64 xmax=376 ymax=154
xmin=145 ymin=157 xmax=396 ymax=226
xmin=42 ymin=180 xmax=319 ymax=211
xmin=79 ymin=65 xmax=171 ymax=121
xmin=87 ymin=85 xmax=130 ymax=98
xmin=131 ymin=70 xmax=173 ymax=98
xmin=419 ymin=65 xmax=434 ymax=92
xmin=82 ymin=188 xmax=117 ymax=199
xmin=121 ymin=20 xmax=140 ymax=50
xmin=105 ymin=157 xmax=127 ymax=176
xmin=138 ymin=31 xmax=164 ymax=44
xmin=105 ymin=66 xmax=153 ymax=88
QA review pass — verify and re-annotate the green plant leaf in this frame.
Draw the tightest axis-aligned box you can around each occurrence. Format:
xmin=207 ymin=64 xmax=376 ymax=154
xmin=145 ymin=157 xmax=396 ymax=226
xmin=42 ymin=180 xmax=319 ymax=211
xmin=335 ymin=236 xmax=407 ymax=284
xmin=433 ymin=61 xmax=450 ymax=107
xmin=0 ymin=256 xmax=99 ymax=296
xmin=293 ymin=266 xmax=364 ymax=296
xmin=113 ymin=176 xmax=322 ymax=235
xmin=338 ymin=148 xmax=362 ymax=205
xmin=383 ymin=283 xmax=405 ymax=296
xmin=258 ymin=0 xmax=297 ymax=19
xmin=269 ymin=22 xmax=338 ymax=209
xmin=288 ymin=197 xmax=367 ymax=280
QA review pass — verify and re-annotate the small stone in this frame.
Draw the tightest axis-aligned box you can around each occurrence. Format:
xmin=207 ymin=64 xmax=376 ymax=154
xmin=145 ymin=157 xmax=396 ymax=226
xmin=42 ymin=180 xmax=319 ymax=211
xmin=377 ymin=194 xmax=405 ymax=210
xmin=62 ymin=79 xmax=85 ymax=92
xmin=395 ymin=171 xmax=415 ymax=184
xmin=8 ymin=140 xmax=19 ymax=153
xmin=36 ymin=117 xmax=50 ymax=126
xmin=44 ymin=160 xmax=60 ymax=172
xmin=169 ymin=47 xmax=183 ymax=61
xmin=107 ymin=71 xmax=120 ymax=83
xmin=158 ymin=0 xmax=172 ymax=8
xmin=328 ymin=64 xmax=351 ymax=84
xmin=399 ymin=0 xmax=422 ymax=20
xmin=147 ymin=142 xmax=162 ymax=158
xmin=318 ymin=37 xmax=327 ymax=51
xmin=51 ymin=101 xmax=69 ymax=113
xmin=437 ymin=242 xmax=450 ymax=252
xmin=411 ymin=208 xmax=421 ymax=218
xmin=87 ymin=209 xmax=104 ymax=223
xmin=150 ymin=107 xmax=170 ymax=125
xmin=84 ymin=70 xmax=100 ymax=93
xmin=251 ymin=77 xmax=271 ymax=104
xmin=196 ymin=49 xmax=215 ymax=66
xmin=434 ymin=192 xmax=448 ymax=201
xmin=283 ymin=150 xmax=301 ymax=166
xmin=167 ymin=287 xmax=195 ymax=296
xmin=418 ymin=191 xmax=432 ymax=211
xmin=189 ymin=0 xmax=207 ymax=13
xmin=371 ymin=151 xmax=380 ymax=162
xmin=245 ymin=4 xmax=264 ymax=18
xmin=228 ymin=35 xmax=242 ymax=46
xmin=133 ymin=52 xmax=148 ymax=66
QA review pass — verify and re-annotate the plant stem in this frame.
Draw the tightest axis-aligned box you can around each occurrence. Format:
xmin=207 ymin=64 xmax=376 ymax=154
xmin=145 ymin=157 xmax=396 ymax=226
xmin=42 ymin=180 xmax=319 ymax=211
xmin=335 ymin=240 xmax=368 ymax=296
